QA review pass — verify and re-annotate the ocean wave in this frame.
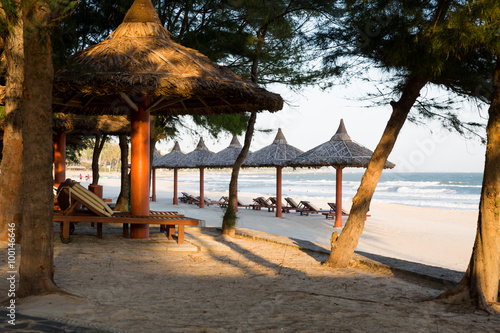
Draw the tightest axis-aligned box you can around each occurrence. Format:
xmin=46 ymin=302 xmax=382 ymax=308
xmin=396 ymin=187 xmax=455 ymax=194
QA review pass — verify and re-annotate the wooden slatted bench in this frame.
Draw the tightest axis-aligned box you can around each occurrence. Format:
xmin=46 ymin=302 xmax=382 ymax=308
xmin=54 ymin=212 xmax=199 ymax=244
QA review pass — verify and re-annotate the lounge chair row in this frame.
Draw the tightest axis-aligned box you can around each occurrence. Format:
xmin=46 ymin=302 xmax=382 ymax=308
xmin=179 ymin=192 xmax=224 ymax=206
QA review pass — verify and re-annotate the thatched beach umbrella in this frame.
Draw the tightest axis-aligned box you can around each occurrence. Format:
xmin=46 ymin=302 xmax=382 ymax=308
xmin=152 ymin=141 xmax=185 ymax=205
xmin=206 ymin=135 xmax=251 ymax=210
xmin=206 ymin=135 xmax=251 ymax=168
xmin=244 ymin=129 xmax=304 ymax=217
xmin=52 ymin=0 xmax=283 ymax=238
xmin=180 ymin=138 xmax=214 ymax=208
xmin=288 ymin=119 xmax=395 ymax=227
xmin=150 ymin=149 xmax=163 ymax=202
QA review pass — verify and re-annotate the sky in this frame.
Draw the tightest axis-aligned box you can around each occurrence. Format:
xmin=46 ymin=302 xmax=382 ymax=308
xmin=157 ymin=79 xmax=487 ymax=173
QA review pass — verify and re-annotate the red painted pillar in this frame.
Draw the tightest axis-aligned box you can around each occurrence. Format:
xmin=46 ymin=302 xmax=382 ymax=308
xmin=54 ymin=132 xmax=66 ymax=188
xmin=173 ymin=168 xmax=178 ymax=205
xmin=151 ymin=168 xmax=156 ymax=202
xmin=130 ymin=97 xmax=150 ymax=239
xmin=276 ymin=166 xmax=282 ymax=218
xmin=335 ymin=167 xmax=343 ymax=228
xmin=199 ymin=167 xmax=205 ymax=208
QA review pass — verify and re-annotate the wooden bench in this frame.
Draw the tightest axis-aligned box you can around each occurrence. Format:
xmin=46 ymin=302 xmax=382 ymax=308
xmin=54 ymin=212 xmax=199 ymax=244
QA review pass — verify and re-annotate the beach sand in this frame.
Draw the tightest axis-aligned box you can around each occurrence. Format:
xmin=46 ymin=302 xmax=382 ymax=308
xmin=1 ymin=171 xmax=494 ymax=332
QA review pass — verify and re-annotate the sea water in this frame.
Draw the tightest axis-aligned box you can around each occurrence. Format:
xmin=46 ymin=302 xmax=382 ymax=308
xmin=164 ymin=170 xmax=483 ymax=211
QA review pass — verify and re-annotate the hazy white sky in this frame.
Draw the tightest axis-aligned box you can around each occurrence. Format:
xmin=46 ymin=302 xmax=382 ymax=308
xmin=158 ymin=80 xmax=487 ymax=173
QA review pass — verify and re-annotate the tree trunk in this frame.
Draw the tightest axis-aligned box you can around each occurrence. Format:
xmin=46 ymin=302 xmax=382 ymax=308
xmin=221 ymin=26 xmax=267 ymax=237
xmin=91 ymin=134 xmax=107 ymax=185
xmin=115 ymin=135 xmax=130 ymax=211
xmin=222 ymin=112 xmax=257 ymax=237
xmin=437 ymin=58 xmax=500 ymax=314
xmin=18 ymin=5 xmax=60 ymax=297
xmin=0 ymin=11 xmax=24 ymax=242
xmin=324 ymin=75 xmax=427 ymax=268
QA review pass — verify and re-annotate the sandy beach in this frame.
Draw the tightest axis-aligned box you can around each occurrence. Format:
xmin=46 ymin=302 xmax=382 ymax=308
xmin=1 ymin=170 xmax=496 ymax=332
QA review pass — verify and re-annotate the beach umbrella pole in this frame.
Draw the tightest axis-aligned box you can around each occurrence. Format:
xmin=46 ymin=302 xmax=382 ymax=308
xmin=151 ymin=168 xmax=156 ymax=202
xmin=199 ymin=167 xmax=205 ymax=208
xmin=54 ymin=132 xmax=66 ymax=188
xmin=173 ymin=168 xmax=178 ymax=205
xmin=335 ymin=167 xmax=343 ymax=228
xmin=130 ymin=97 xmax=150 ymax=238
xmin=276 ymin=166 xmax=282 ymax=217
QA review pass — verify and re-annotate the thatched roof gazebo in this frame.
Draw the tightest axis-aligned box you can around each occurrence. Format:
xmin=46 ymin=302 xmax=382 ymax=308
xmin=177 ymin=138 xmax=214 ymax=208
xmin=152 ymin=141 xmax=185 ymax=204
xmin=288 ymin=119 xmax=395 ymax=227
xmin=206 ymin=135 xmax=251 ymax=168
xmin=244 ymin=129 xmax=304 ymax=217
xmin=52 ymin=0 xmax=283 ymax=238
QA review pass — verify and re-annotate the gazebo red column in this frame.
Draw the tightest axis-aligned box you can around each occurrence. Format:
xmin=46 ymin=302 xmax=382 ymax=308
xmin=130 ymin=97 xmax=150 ymax=238
xmin=54 ymin=132 xmax=66 ymax=188
xmin=151 ymin=168 xmax=156 ymax=202
xmin=335 ymin=167 xmax=343 ymax=228
xmin=199 ymin=167 xmax=205 ymax=208
xmin=173 ymin=168 xmax=179 ymax=205
xmin=276 ymin=166 xmax=282 ymax=218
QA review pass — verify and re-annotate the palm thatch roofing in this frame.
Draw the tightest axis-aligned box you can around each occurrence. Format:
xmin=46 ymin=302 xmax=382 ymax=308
xmin=54 ymin=114 xmax=131 ymax=135
xmin=243 ymin=128 xmax=304 ymax=167
xmin=205 ymin=135 xmax=251 ymax=168
xmin=153 ymin=141 xmax=185 ymax=169
xmin=287 ymin=119 xmax=396 ymax=169
xmin=153 ymin=149 xmax=162 ymax=165
xmin=52 ymin=0 xmax=283 ymax=116
xmin=179 ymin=137 xmax=214 ymax=168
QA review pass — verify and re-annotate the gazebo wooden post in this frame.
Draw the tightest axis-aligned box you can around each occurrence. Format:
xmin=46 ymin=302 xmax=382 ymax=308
xmin=276 ymin=166 xmax=282 ymax=218
xmin=335 ymin=167 xmax=343 ymax=228
xmin=130 ymin=96 xmax=150 ymax=238
xmin=151 ymin=168 xmax=156 ymax=202
xmin=199 ymin=167 xmax=205 ymax=208
xmin=54 ymin=132 xmax=66 ymax=188
xmin=173 ymin=168 xmax=179 ymax=205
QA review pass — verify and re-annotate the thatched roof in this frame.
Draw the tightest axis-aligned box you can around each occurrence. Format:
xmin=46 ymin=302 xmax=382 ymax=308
xmin=287 ymin=119 xmax=396 ymax=169
xmin=52 ymin=0 xmax=283 ymax=116
xmin=153 ymin=149 xmax=162 ymax=165
xmin=206 ymin=135 xmax=251 ymax=168
xmin=54 ymin=114 xmax=131 ymax=135
xmin=153 ymin=141 xmax=185 ymax=169
xmin=179 ymin=137 xmax=214 ymax=168
xmin=243 ymin=128 xmax=304 ymax=167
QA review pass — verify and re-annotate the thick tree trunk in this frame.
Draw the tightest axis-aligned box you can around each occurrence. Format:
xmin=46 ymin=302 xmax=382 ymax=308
xmin=18 ymin=6 xmax=60 ymax=297
xmin=115 ymin=135 xmax=129 ymax=211
xmin=0 ymin=13 xmax=24 ymax=242
xmin=222 ymin=112 xmax=256 ymax=237
xmin=437 ymin=59 xmax=500 ymax=313
xmin=91 ymin=134 xmax=107 ymax=185
xmin=324 ymin=76 xmax=427 ymax=268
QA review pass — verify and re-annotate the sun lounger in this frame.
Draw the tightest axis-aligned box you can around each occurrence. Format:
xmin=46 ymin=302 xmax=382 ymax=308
xmin=299 ymin=201 xmax=330 ymax=216
xmin=237 ymin=199 xmax=251 ymax=209
xmin=55 ymin=180 xmax=199 ymax=243
xmin=322 ymin=203 xmax=370 ymax=221
xmin=180 ymin=192 xmax=200 ymax=205
xmin=250 ymin=197 xmax=276 ymax=212
xmin=219 ymin=196 xmax=229 ymax=208
xmin=283 ymin=197 xmax=305 ymax=213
